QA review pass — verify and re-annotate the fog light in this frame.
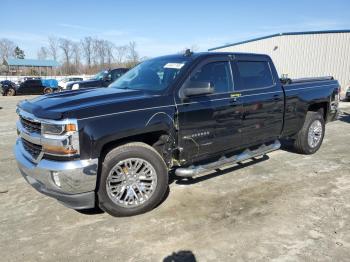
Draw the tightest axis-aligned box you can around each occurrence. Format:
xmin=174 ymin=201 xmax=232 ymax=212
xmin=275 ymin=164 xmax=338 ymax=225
xmin=51 ymin=171 xmax=61 ymax=187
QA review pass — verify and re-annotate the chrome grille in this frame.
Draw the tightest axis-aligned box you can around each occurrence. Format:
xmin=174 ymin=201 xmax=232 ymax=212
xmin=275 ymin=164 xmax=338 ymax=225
xmin=20 ymin=116 xmax=41 ymax=133
xmin=22 ymin=138 xmax=42 ymax=160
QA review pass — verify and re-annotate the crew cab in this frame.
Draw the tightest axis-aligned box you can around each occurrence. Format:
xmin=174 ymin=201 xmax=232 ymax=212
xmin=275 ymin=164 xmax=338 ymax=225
xmin=65 ymin=68 xmax=128 ymax=90
xmin=14 ymin=52 xmax=340 ymax=217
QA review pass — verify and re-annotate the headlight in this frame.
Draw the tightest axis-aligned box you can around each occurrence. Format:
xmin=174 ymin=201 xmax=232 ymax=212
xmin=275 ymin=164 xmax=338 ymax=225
xmin=42 ymin=123 xmax=65 ymax=135
xmin=72 ymin=83 xmax=79 ymax=90
xmin=41 ymin=123 xmax=76 ymax=135
xmin=41 ymin=122 xmax=79 ymax=156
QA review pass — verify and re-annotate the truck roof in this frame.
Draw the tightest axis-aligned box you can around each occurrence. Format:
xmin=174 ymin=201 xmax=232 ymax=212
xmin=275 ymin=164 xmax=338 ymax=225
xmin=155 ymin=52 xmax=270 ymax=61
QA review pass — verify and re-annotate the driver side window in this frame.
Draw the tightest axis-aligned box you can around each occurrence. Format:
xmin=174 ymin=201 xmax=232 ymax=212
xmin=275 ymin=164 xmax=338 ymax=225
xmin=189 ymin=61 xmax=232 ymax=94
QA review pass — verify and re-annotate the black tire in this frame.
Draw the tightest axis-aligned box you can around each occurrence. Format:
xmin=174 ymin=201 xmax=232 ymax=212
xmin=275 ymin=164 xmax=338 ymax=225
xmin=6 ymin=88 xmax=16 ymax=96
xmin=43 ymin=87 xmax=53 ymax=94
xmin=293 ymin=111 xmax=325 ymax=154
xmin=97 ymin=142 xmax=169 ymax=217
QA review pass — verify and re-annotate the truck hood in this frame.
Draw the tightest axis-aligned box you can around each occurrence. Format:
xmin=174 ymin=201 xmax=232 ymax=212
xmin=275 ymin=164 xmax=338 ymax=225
xmin=19 ymin=87 xmax=163 ymax=120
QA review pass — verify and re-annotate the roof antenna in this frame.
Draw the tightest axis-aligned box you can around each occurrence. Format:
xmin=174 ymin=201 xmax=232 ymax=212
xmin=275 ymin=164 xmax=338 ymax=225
xmin=184 ymin=49 xmax=193 ymax=57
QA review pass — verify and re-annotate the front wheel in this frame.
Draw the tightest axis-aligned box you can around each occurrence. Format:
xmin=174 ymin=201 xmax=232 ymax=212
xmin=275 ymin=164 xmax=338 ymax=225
xmin=97 ymin=142 xmax=169 ymax=217
xmin=293 ymin=111 xmax=325 ymax=154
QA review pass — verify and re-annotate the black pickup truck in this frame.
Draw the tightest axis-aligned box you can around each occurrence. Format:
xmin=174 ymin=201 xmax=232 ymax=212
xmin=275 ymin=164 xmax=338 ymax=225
xmin=14 ymin=52 xmax=340 ymax=217
xmin=65 ymin=68 xmax=128 ymax=90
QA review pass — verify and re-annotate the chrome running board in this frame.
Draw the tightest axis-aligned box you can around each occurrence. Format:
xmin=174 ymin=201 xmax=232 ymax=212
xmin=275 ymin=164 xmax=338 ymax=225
xmin=175 ymin=140 xmax=281 ymax=177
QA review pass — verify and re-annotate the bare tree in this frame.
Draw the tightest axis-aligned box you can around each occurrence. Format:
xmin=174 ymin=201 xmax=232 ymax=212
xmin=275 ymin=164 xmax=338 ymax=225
xmin=0 ymin=38 xmax=16 ymax=62
xmin=59 ymin=38 xmax=73 ymax=73
xmin=98 ymin=40 xmax=107 ymax=66
xmin=71 ymin=41 xmax=81 ymax=73
xmin=92 ymin=38 xmax=110 ymax=67
xmin=81 ymin=36 xmax=93 ymax=69
xmin=37 ymin=46 xmax=48 ymax=60
xmin=92 ymin=38 xmax=101 ymax=66
xmin=127 ymin=41 xmax=139 ymax=66
xmin=48 ymin=37 xmax=59 ymax=61
xmin=115 ymin=45 xmax=128 ymax=65
xmin=104 ymin=40 xmax=115 ymax=68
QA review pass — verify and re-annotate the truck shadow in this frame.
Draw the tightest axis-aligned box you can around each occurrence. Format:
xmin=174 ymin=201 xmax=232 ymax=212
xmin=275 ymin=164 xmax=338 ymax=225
xmin=76 ymin=155 xmax=271 ymax=215
xmin=163 ymin=250 xmax=197 ymax=262
xmin=338 ymin=111 xmax=350 ymax=123
xmin=169 ymin=155 xmax=270 ymax=186
xmin=279 ymin=139 xmax=299 ymax=154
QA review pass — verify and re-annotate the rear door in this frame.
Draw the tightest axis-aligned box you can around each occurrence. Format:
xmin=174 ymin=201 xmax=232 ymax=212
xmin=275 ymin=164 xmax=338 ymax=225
xmin=176 ymin=56 xmax=243 ymax=162
xmin=232 ymin=56 xmax=284 ymax=147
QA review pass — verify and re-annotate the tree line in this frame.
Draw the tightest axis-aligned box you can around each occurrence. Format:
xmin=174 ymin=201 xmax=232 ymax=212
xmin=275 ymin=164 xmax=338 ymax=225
xmin=0 ymin=37 xmax=142 ymax=75
xmin=0 ymin=39 xmax=25 ymax=60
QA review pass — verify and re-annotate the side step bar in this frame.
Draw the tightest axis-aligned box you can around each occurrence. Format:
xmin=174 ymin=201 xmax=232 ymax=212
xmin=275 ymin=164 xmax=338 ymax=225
xmin=175 ymin=140 xmax=281 ymax=177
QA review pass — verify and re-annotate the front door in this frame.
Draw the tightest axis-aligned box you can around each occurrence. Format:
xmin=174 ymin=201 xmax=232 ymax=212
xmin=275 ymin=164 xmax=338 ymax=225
xmin=19 ymin=81 xmax=33 ymax=95
xmin=176 ymin=57 xmax=243 ymax=163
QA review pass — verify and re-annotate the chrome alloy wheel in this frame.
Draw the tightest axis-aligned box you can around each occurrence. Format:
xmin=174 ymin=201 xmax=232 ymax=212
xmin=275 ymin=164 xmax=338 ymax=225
xmin=307 ymin=120 xmax=323 ymax=148
xmin=106 ymin=158 xmax=158 ymax=208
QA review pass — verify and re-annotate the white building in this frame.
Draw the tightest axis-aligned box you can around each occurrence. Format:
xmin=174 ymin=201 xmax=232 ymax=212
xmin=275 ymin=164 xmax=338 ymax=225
xmin=209 ymin=30 xmax=350 ymax=93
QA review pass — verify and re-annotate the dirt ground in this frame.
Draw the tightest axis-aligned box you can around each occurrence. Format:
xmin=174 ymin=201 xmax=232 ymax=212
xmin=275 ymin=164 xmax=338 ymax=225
xmin=0 ymin=96 xmax=350 ymax=262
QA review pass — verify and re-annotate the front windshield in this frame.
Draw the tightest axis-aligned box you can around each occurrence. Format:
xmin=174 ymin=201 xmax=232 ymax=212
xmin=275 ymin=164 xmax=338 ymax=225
xmin=91 ymin=70 xmax=108 ymax=80
xmin=109 ymin=57 xmax=190 ymax=91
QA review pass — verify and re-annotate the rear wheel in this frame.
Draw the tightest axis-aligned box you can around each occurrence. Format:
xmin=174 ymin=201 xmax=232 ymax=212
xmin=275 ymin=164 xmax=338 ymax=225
xmin=43 ymin=87 xmax=53 ymax=94
xmin=97 ymin=142 xmax=169 ymax=217
xmin=6 ymin=88 xmax=15 ymax=96
xmin=293 ymin=111 xmax=325 ymax=154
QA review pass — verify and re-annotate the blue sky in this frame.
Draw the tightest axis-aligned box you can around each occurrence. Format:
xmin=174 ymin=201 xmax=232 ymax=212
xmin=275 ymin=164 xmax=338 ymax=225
xmin=2 ymin=0 xmax=350 ymax=59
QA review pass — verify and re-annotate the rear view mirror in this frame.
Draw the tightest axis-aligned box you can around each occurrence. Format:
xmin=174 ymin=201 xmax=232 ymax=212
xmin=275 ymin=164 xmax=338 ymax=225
xmin=184 ymin=81 xmax=214 ymax=97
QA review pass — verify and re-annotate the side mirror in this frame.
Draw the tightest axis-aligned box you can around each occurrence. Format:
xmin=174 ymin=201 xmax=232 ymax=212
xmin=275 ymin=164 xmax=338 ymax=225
xmin=183 ymin=81 xmax=214 ymax=97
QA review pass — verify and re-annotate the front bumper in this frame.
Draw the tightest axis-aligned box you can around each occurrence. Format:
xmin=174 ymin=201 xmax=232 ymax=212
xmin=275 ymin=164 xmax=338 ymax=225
xmin=14 ymin=139 xmax=98 ymax=209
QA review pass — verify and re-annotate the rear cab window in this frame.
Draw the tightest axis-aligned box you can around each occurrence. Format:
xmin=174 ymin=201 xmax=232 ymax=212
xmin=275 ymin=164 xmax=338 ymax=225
xmin=234 ymin=60 xmax=275 ymax=90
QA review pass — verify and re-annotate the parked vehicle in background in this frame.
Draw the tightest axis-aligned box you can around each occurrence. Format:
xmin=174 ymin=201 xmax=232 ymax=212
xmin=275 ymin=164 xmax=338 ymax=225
xmin=17 ymin=77 xmax=41 ymax=84
xmin=58 ymin=77 xmax=84 ymax=90
xmin=345 ymin=85 xmax=350 ymax=101
xmin=0 ymin=80 xmax=17 ymax=96
xmin=65 ymin=68 xmax=129 ymax=90
xmin=3 ymin=79 xmax=59 ymax=96
xmin=14 ymin=52 xmax=340 ymax=217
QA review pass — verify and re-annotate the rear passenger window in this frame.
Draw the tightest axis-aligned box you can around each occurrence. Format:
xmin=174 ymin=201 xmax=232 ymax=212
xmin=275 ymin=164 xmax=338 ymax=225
xmin=236 ymin=61 xmax=274 ymax=90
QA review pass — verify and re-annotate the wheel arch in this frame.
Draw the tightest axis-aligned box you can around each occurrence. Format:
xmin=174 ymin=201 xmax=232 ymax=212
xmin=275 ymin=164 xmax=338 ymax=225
xmin=308 ymin=101 xmax=328 ymax=120
xmin=99 ymin=130 xmax=171 ymax=164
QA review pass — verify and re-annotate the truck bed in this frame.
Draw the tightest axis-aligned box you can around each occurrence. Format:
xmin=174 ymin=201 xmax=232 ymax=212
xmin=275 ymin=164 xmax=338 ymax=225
xmin=281 ymin=76 xmax=334 ymax=85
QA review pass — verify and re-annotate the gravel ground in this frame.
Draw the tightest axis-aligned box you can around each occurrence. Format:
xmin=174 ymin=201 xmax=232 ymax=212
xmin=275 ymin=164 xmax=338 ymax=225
xmin=0 ymin=96 xmax=350 ymax=262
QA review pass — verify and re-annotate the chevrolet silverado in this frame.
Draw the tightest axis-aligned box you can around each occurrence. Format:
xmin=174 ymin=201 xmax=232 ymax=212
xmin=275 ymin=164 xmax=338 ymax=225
xmin=14 ymin=52 xmax=340 ymax=216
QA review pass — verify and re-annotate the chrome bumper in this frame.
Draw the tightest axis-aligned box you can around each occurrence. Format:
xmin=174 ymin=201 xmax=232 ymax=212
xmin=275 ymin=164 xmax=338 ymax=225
xmin=14 ymin=139 xmax=98 ymax=209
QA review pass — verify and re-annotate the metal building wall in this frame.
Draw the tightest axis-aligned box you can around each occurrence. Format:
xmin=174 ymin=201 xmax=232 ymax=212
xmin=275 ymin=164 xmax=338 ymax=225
xmin=211 ymin=33 xmax=350 ymax=92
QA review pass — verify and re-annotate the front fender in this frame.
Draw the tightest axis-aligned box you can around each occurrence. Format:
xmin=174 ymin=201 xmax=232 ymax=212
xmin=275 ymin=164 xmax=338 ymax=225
xmin=79 ymin=106 xmax=176 ymax=159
